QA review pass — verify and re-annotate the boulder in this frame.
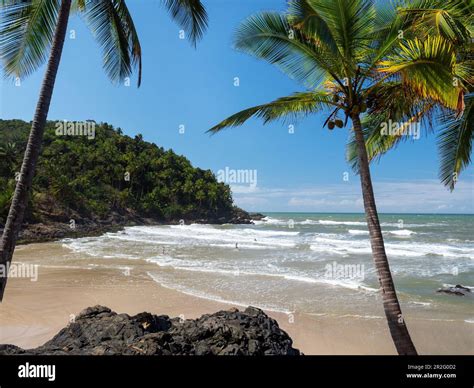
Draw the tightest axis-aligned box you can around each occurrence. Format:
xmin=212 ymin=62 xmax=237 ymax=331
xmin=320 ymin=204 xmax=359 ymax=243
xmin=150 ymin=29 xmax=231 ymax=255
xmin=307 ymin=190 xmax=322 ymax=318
xmin=0 ymin=305 xmax=300 ymax=356
xmin=436 ymin=284 xmax=472 ymax=297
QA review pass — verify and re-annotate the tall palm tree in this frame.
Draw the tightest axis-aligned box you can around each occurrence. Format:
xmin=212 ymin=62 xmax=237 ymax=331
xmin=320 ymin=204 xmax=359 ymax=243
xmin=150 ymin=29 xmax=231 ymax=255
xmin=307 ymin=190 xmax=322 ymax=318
xmin=346 ymin=0 xmax=473 ymax=190
xmin=208 ymin=0 xmax=464 ymax=355
xmin=0 ymin=0 xmax=208 ymax=301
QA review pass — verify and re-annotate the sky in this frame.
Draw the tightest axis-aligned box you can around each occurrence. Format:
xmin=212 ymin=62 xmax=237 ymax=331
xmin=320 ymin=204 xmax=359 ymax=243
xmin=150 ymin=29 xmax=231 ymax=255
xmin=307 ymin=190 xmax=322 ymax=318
xmin=1 ymin=0 xmax=473 ymax=214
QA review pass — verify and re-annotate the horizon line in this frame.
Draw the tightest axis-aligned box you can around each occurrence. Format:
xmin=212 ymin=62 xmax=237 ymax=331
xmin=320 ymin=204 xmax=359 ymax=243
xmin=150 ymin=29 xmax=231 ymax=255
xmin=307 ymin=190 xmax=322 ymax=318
xmin=254 ymin=211 xmax=474 ymax=216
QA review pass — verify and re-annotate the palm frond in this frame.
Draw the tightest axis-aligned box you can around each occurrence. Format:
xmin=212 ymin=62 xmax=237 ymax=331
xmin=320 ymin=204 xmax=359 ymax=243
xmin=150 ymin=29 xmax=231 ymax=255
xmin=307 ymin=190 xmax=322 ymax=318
xmin=398 ymin=0 xmax=472 ymax=45
xmin=287 ymin=0 xmax=343 ymax=63
xmin=161 ymin=0 xmax=208 ymax=46
xmin=72 ymin=0 xmax=86 ymax=13
xmin=234 ymin=12 xmax=343 ymax=89
xmin=0 ymin=0 xmax=60 ymax=78
xmin=347 ymin=81 xmax=436 ymax=170
xmin=455 ymin=60 xmax=474 ymax=88
xmin=438 ymin=93 xmax=473 ymax=190
xmin=114 ymin=0 xmax=142 ymax=86
xmin=208 ymin=91 xmax=333 ymax=133
xmin=360 ymin=2 xmax=409 ymax=79
xmin=378 ymin=36 xmax=459 ymax=109
xmin=81 ymin=0 xmax=142 ymax=86
xmin=300 ymin=0 xmax=376 ymax=68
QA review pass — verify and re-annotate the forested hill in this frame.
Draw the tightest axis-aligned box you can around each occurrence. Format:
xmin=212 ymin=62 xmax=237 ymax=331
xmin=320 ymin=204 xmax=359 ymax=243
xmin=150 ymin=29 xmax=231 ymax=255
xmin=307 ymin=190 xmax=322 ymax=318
xmin=0 ymin=119 xmax=249 ymax=230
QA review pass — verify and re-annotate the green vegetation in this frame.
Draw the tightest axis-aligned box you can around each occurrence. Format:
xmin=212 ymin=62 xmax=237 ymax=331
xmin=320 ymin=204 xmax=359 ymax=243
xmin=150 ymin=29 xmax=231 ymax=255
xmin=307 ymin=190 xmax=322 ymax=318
xmin=0 ymin=119 xmax=234 ymax=224
xmin=0 ymin=0 xmax=209 ymax=300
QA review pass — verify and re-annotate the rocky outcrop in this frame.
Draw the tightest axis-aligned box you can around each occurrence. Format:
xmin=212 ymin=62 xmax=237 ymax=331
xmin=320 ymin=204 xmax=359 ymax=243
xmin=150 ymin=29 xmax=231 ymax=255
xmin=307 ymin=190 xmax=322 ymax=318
xmin=437 ymin=284 xmax=472 ymax=297
xmin=3 ymin=206 xmax=256 ymax=244
xmin=249 ymin=212 xmax=265 ymax=221
xmin=0 ymin=305 xmax=300 ymax=356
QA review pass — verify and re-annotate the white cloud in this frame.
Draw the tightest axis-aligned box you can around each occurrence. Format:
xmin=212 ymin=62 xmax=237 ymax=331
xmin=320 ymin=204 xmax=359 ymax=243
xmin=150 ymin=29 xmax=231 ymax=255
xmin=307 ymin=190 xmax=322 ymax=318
xmin=232 ymin=179 xmax=474 ymax=213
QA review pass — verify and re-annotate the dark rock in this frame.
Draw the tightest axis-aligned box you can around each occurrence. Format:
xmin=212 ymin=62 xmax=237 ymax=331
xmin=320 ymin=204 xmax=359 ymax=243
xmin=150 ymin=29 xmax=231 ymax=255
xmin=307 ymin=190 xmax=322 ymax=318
xmin=0 ymin=305 xmax=300 ymax=356
xmin=437 ymin=289 xmax=465 ymax=296
xmin=436 ymin=284 xmax=472 ymax=297
xmin=249 ymin=212 xmax=265 ymax=221
xmin=455 ymin=284 xmax=471 ymax=293
xmin=2 ymin=205 xmax=255 ymax=245
xmin=223 ymin=206 xmax=253 ymax=224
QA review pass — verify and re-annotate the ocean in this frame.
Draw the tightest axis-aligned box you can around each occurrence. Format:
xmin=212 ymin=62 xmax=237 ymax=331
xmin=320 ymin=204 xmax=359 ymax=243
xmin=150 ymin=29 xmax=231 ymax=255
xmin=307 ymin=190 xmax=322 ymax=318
xmin=59 ymin=213 xmax=474 ymax=323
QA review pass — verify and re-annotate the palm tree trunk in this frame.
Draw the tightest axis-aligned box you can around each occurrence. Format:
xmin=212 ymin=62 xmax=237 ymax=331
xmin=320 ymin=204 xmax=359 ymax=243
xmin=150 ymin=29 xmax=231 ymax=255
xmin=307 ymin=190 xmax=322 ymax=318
xmin=0 ymin=0 xmax=72 ymax=301
xmin=351 ymin=113 xmax=417 ymax=355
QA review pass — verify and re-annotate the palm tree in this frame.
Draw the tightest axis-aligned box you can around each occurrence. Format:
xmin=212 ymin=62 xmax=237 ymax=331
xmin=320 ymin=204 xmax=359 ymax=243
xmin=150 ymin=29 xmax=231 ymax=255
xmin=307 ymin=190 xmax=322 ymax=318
xmin=208 ymin=0 xmax=464 ymax=355
xmin=346 ymin=0 xmax=473 ymax=190
xmin=0 ymin=142 xmax=18 ymax=175
xmin=0 ymin=0 xmax=208 ymax=301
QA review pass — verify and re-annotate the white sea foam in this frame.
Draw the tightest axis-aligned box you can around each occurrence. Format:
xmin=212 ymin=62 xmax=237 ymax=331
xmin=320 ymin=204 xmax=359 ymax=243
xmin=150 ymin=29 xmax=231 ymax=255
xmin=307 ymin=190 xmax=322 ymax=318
xmin=348 ymin=229 xmax=415 ymax=237
xmin=318 ymin=220 xmax=367 ymax=226
xmin=348 ymin=229 xmax=369 ymax=235
xmin=147 ymin=272 xmax=293 ymax=314
xmin=127 ymin=224 xmax=299 ymax=248
xmin=252 ymin=216 xmax=287 ymax=226
xmin=146 ymin=254 xmax=378 ymax=293
xmin=54 ymin=215 xmax=474 ymax=321
xmin=389 ymin=229 xmax=416 ymax=237
xmin=62 ymin=222 xmax=474 ymax=265
xmin=299 ymin=219 xmax=319 ymax=225
xmin=309 ymin=234 xmax=474 ymax=259
xmin=442 ymin=283 xmax=474 ymax=290
xmin=410 ymin=301 xmax=432 ymax=307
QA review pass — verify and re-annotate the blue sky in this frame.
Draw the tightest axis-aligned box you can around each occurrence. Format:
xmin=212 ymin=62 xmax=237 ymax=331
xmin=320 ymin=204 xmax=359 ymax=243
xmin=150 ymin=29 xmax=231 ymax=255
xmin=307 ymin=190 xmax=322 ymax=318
xmin=1 ymin=0 xmax=473 ymax=213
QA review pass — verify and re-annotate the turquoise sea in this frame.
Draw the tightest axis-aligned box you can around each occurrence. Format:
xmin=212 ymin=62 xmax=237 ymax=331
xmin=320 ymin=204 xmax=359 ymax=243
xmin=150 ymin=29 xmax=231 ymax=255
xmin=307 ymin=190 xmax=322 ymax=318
xmin=56 ymin=212 xmax=474 ymax=324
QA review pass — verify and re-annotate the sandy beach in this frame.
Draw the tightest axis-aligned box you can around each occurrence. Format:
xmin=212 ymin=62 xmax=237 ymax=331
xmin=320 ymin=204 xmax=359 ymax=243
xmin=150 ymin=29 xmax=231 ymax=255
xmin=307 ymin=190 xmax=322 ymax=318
xmin=0 ymin=242 xmax=472 ymax=355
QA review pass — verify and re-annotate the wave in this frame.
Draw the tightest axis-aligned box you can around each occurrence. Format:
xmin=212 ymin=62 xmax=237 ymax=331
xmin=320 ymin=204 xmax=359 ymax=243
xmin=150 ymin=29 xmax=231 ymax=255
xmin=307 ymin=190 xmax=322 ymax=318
xmin=442 ymin=283 xmax=474 ymax=290
xmin=254 ymin=217 xmax=441 ymax=229
xmin=347 ymin=229 xmax=415 ymax=237
xmin=348 ymin=229 xmax=369 ymax=235
xmin=91 ymin=224 xmax=299 ymax=250
xmin=299 ymin=219 xmax=319 ymax=225
xmin=147 ymin=272 xmax=293 ymax=314
xmin=389 ymin=229 xmax=416 ymax=237
xmin=318 ymin=220 xmax=366 ymax=226
xmin=254 ymin=217 xmax=366 ymax=226
xmin=63 ymin=222 xmax=474 ymax=263
xmin=146 ymin=255 xmax=378 ymax=293
xmin=253 ymin=216 xmax=287 ymax=226
xmin=410 ymin=301 xmax=432 ymax=307
xmin=310 ymin=235 xmax=474 ymax=259
xmin=282 ymin=275 xmax=378 ymax=292
xmin=61 ymin=239 xmax=140 ymax=259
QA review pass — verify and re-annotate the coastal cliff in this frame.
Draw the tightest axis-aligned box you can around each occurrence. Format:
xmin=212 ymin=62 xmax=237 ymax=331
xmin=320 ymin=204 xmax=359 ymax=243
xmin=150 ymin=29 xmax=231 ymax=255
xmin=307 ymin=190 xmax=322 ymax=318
xmin=0 ymin=119 xmax=263 ymax=243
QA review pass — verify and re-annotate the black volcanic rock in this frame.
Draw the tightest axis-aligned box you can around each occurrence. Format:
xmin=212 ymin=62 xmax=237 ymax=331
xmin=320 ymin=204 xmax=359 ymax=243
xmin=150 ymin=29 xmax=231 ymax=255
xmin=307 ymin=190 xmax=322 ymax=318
xmin=436 ymin=284 xmax=472 ymax=297
xmin=249 ymin=212 xmax=265 ymax=221
xmin=0 ymin=306 xmax=300 ymax=356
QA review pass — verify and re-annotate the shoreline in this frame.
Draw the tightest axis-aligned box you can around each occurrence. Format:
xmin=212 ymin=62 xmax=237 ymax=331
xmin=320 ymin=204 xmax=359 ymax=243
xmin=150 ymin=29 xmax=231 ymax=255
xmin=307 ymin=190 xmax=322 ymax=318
xmin=6 ymin=210 xmax=264 ymax=245
xmin=1 ymin=242 xmax=473 ymax=355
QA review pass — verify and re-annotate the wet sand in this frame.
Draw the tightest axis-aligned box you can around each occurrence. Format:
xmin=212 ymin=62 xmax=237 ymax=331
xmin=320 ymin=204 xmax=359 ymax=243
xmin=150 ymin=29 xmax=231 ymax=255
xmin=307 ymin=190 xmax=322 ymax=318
xmin=0 ymin=243 xmax=472 ymax=354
